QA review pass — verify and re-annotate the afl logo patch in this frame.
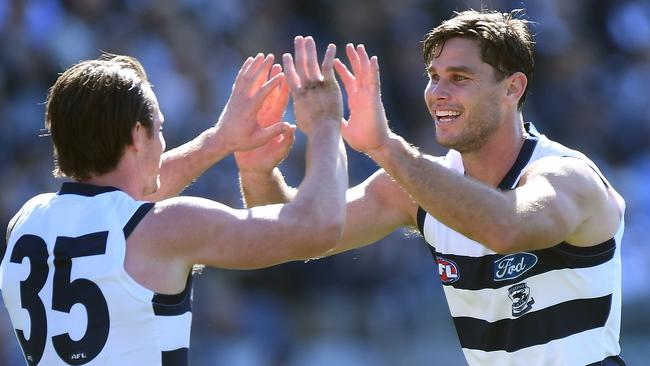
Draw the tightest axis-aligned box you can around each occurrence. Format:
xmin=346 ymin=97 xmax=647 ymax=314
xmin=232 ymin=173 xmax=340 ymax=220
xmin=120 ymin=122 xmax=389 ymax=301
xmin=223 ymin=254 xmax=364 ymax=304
xmin=436 ymin=257 xmax=460 ymax=284
xmin=494 ymin=252 xmax=538 ymax=281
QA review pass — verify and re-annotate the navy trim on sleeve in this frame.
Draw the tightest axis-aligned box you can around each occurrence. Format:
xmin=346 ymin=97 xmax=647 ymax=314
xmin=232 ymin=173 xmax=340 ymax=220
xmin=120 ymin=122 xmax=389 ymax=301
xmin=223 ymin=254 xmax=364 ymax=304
xmin=417 ymin=206 xmax=427 ymax=236
xmin=123 ymin=202 xmax=155 ymax=239
xmin=498 ymin=135 xmax=538 ymax=191
xmin=161 ymin=348 xmax=188 ymax=366
xmin=152 ymin=275 xmax=193 ymax=316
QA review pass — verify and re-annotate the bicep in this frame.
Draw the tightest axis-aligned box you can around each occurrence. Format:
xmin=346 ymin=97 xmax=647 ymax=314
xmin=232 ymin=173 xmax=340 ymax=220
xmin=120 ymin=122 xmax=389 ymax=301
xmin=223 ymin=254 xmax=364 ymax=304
xmin=510 ymin=177 xmax=583 ymax=248
xmin=333 ymin=170 xmax=417 ymax=254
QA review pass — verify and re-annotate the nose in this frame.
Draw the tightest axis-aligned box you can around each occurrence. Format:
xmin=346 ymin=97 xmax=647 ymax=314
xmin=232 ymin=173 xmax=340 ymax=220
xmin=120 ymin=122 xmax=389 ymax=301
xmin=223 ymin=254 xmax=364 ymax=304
xmin=425 ymin=79 xmax=451 ymax=103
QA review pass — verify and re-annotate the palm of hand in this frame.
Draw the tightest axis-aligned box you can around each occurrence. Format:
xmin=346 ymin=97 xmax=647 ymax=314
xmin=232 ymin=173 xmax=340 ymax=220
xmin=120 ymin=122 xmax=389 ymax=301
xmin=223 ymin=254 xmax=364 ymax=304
xmin=343 ymin=87 xmax=389 ymax=154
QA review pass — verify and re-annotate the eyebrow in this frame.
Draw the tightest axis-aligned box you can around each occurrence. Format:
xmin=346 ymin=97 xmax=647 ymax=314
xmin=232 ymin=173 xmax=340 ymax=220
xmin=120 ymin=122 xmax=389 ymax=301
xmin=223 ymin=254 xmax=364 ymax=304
xmin=427 ymin=65 xmax=476 ymax=75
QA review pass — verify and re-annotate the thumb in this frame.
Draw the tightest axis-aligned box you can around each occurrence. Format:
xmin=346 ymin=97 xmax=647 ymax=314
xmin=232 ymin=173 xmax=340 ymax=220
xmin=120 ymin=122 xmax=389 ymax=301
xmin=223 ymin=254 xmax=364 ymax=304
xmin=340 ymin=118 xmax=355 ymax=144
xmin=253 ymin=121 xmax=292 ymax=145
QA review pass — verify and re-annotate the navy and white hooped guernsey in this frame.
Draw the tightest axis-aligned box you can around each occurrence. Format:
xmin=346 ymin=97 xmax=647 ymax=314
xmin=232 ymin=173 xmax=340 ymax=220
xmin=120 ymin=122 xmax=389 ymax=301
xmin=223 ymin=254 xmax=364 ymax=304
xmin=1 ymin=182 xmax=192 ymax=366
xmin=417 ymin=123 xmax=626 ymax=366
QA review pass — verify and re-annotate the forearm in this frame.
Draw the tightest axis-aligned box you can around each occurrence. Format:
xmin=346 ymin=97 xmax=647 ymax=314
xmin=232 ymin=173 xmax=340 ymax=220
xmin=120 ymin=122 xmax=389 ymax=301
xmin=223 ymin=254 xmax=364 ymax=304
xmin=368 ymin=134 xmax=513 ymax=249
xmin=292 ymin=124 xmax=348 ymax=236
xmin=145 ymin=127 xmax=230 ymax=201
xmin=239 ymin=168 xmax=297 ymax=207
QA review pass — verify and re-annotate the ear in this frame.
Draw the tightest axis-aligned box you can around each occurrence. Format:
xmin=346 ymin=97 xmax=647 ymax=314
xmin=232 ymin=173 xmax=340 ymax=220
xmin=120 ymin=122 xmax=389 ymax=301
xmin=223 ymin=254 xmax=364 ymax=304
xmin=130 ymin=121 xmax=146 ymax=152
xmin=504 ymin=72 xmax=527 ymax=107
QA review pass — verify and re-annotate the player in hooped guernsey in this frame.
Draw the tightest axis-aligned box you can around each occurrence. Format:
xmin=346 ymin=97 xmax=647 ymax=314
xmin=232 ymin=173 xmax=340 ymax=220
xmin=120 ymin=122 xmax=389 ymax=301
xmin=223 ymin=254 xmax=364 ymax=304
xmin=2 ymin=185 xmax=191 ymax=365
xmin=235 ymin=10 xmax=628 ymax=366
xmin=1 ymin=37 xmax=349 ymax=366
xmin=417 ymin=123 xmax=625 ymax=365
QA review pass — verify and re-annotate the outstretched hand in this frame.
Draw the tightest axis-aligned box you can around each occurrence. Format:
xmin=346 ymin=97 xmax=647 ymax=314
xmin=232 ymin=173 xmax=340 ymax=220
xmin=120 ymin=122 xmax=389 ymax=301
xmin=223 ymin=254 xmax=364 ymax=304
xmin=234 ymin=62 xmax=295 ymax=174
xmin=215 ymin=53 xmax=293 ymax=154
xmin=333 ymin=44 xmax=390 ymax=154
xmin=282 ymin=36 xmax=343 ymax=136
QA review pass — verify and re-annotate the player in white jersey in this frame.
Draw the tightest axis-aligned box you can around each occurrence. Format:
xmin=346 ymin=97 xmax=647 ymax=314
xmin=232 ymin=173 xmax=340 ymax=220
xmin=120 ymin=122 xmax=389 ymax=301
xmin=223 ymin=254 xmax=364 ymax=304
xmin=1 ymin=36 xmax=348 ymax=366
xmin=235 ymin=10 xmax=627 ymax=366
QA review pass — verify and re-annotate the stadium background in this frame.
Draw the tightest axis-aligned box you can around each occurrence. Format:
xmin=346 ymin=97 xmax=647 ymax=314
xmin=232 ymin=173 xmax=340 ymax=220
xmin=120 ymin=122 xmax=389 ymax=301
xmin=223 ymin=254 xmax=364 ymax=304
xmin=0 ymin=0 xmax=649 ymax=364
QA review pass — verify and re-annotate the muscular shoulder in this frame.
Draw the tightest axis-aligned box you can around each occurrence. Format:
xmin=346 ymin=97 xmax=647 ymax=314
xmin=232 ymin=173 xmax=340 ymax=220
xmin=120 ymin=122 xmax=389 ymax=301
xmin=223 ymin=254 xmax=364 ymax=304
xmin=519 ymin=156 xmax=610 ymax=198
xmin=519 ymin=156 xmax=623 ymax=245
xmin=125 ymin=196 xmax=236 ymax=292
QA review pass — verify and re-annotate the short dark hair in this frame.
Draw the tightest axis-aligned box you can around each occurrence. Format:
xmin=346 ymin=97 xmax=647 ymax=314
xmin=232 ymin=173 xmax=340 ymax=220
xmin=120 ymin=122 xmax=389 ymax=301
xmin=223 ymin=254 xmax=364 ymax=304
xmin=423 ymin=9 xmax=534 ymax=108
xmin=45 ymin=54 xmax=155 ymax=180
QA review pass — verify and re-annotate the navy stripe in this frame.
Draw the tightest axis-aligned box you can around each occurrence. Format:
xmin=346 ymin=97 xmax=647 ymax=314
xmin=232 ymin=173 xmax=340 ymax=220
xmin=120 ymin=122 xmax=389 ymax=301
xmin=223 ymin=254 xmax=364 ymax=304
xmin=417 ymin=206 xmax=427 ymax=235
xmin=497 ymin=130 xmax=538 ymax=190
xmin=454 ymin=294 xmax=612 ymax=352
xmin=152 ymin=275 xmax=193 ymax=316
xmin=586 ymin=355 xmax=626 ymax=366
xmin=162 ymin=348 xmax=188 ymax=366
xmin=122 ymin=203 xmax=155 ymax=238
xmin=435 ymin=238 xmax=615 ymax=290
xmin=58 ymin=182 xmax=120 ymax=196
xmin=53 ymin=231 xmax=109 ymax=261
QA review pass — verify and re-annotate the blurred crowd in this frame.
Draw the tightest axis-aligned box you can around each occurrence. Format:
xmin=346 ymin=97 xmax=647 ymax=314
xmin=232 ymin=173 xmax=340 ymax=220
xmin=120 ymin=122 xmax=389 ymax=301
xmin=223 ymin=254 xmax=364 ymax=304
xmin=1 ymin=0 xmax=649 ymax=364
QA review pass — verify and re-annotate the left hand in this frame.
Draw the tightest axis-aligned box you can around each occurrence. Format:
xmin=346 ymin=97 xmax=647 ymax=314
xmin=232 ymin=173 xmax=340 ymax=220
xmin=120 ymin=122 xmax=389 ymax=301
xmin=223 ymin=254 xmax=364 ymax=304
xmin=333 ymin=44 xmax=390 ymax=154
xmin=234 ymin=127 xmax=296 ymax=174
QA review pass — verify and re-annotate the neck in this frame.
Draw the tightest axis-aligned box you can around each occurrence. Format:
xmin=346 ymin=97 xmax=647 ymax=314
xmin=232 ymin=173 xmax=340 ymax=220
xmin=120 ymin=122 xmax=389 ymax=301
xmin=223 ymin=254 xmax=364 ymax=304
xmin=80 ymin=158 xmax=146 ymax=200
xmin=461 ymin=114 xmax=527 ymax=187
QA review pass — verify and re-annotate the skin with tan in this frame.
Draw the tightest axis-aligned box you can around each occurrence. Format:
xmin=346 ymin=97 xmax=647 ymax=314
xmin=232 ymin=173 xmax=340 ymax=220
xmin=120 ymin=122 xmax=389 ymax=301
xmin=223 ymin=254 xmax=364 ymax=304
xmin=84 ymin=37 xmax=348 ymax=295
xmin=237 ymin=37 xmax=624 ymax=257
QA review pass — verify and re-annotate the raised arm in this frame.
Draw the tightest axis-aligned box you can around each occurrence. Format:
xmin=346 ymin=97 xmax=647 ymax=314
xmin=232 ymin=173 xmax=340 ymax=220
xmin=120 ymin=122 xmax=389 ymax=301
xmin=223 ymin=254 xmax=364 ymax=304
xmin=234 ymin=62 xmax=298 ymax=207
xmin=144 ymin=54 xmax=292 ymax=201
xmin=334 ymin=44 xmax=623 ymax=254
xmin=134 ymin=36 xmax=348 ymax=276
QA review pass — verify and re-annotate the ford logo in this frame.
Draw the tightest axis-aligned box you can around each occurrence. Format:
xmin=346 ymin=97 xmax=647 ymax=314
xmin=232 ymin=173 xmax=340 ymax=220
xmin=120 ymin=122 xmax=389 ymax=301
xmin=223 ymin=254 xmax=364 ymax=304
xmin=493 ymin=253 xmax=538 ymax=281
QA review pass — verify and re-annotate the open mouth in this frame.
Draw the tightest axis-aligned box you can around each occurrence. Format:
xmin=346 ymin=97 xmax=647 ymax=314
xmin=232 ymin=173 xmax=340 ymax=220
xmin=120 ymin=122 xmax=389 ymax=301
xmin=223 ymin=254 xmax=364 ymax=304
xmin=435 ymin=110 xmax=461 ymax=124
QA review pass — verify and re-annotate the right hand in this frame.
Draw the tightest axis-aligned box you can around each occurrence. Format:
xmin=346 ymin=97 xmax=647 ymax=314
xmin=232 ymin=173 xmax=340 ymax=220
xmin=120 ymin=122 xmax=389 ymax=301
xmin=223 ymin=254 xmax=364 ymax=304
xmin=333 ymin=44 xmax=390 ymax=154
xmin=214 ymin=53 xmax=293 ymax=154
xmin=282 ymin=36 xmax=343 ymax=136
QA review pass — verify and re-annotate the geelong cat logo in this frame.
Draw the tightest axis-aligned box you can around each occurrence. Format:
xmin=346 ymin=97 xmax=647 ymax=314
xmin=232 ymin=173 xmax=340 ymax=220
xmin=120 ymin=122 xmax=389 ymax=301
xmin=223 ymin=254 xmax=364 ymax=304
xmin=494 ymin=253 xmax=538 ymax=281
xmin=436 ymin=257 xmax=460 ymax=284
xmin=508 ymin=282 xmax=535 ymax=317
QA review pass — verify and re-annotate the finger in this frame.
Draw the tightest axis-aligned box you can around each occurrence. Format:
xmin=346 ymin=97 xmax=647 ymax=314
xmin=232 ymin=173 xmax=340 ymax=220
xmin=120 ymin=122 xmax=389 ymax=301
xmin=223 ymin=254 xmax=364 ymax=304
xmin=250 ymin=54 xmax=275 ymax=94
xmin=304 ymin=36 xmax=322 ymax=81
xmin=243 ymin=53 xmax=266 ymax=84
xmin=284 ymin=125 xmax=297 ymax=144
xmin=370 ymin=55 xmax=381 ymax=89
xmin=232 ymin=56 xmax=255 ymax=93
xmin=269 ymin=63 xmax=282 ymax=78
xmin=333 ymin=58 xmax=356 ymax=94
xmin=275 ymin=74 xmax=290 ymax=111
xmin=263 ymin=64 xmax=284 ymax=108
xmin=321 ymin=43 xmax=336 ymax=80
xmin=269 ymin=63 xmax=288 ymax=100
xmin=255 ymin=121 xmax=293 ymax=145
xmin=357 ymin=44 xmax=371 ymax=82
xmin=243 ymin=53 xmax=265 ymax=78
xmin=346 ymin=43 xmax=361 ymax=77
xmin=282 ymin=53 xmax=301 ymax=91
xmin=293 ymin=36 xmax=309 ymax=83
xmin=276 ymin=126 xmax=296 ymax=153
xmin=254 ymin=73 xmax=286 ymax=109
